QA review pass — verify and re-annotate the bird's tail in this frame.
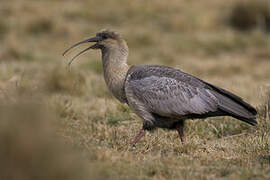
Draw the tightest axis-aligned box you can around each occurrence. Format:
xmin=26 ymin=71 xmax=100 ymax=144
xmin=207 ymin=83 xmax=257 ymax=126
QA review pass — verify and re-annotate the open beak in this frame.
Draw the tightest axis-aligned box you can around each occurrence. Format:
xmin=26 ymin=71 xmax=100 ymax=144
xmin=62 ymin=36 xmax=101 ymax=66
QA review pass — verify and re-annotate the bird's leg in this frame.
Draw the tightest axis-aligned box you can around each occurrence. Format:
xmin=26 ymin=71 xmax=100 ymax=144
xmin=176 ymin=121 xmax=185 ymax=144
xmin=131 ymin=128 xmax=145 ymax=146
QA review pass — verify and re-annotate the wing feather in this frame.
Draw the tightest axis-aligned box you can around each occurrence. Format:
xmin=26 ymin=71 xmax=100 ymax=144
xmin=125 ymin=66 xmax=219 ymax=118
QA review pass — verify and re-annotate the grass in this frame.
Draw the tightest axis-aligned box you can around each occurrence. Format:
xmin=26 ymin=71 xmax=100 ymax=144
xmin=43 ymin=66 xmax=86 ymax=95
xmin=228 ymin=0 xmax=270 ymax=32
xmin=27 ymin=18 xmax=54 ymax=35
xmin=1 ymin=0 xmax=270 ymax=179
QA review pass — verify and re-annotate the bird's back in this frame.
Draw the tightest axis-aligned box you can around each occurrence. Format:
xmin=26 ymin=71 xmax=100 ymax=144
xmin=126 ymin=65 xmax=206 ymax=88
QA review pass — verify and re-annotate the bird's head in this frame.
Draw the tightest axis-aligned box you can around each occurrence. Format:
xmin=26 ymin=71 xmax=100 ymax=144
xmin=63 ymin=29 xmax=128 ymax=65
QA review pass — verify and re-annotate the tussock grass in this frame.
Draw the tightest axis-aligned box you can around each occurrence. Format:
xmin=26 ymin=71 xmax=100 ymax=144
xmin=1 ymin=0 xmax=270 ymax=179
xmin=0 ymin=46 xmax=34 ymax=62
xmin=0 ymin=20 xmax=8 ymax=40
xmin=0 ymin=97 xmax=90 ymax=180
xmin=27 ymin=18 xmax=54 ymax=35
xmin=43 ymin=67 xmax=86 ymax=95
xmin=228 ymin=0 xmax=270 ymax=32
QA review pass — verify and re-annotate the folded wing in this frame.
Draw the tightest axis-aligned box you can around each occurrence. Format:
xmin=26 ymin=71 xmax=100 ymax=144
xmin=125 ymin=65 xmax=257 ymax=125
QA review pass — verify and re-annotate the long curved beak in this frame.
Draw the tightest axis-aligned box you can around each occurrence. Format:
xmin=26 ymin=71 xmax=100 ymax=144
xmin=62 ymin=36 xmax=101 ymax=66
xmin=62 ymin=36 xmax=100 ymax=56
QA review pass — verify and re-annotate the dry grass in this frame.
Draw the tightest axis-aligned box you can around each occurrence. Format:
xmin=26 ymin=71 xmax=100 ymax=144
xmin=228 ymin=0 xmax=270 ymax=32
xmin=1 ymin=0 xmax=270 ymax=179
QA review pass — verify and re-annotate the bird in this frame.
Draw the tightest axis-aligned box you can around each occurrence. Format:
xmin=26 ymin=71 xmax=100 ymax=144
xmin=63 ymin=29 xmax=257 ymax=145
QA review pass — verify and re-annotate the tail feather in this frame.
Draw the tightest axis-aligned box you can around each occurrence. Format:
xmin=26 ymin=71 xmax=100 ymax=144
xmin=206 ymin=83 xmax=257 ymax=126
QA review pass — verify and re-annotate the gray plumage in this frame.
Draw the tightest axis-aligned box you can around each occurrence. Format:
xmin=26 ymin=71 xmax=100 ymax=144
xmin=125 ymin=65 xmax=257 ymax=131
xmin=63 ymin=29 xmax=257 ymax=145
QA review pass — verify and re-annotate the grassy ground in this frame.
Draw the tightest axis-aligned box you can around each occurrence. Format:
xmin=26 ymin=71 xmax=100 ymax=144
xmin=1 ymin=0 xmax=270 ymax=179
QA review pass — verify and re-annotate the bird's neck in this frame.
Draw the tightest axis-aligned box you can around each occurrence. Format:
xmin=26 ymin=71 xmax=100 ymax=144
xmin=101 ymin=48 xmax=130 ymax=103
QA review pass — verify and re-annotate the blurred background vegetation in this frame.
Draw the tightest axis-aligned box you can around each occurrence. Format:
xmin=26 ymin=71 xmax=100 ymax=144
xmin=0 ymin=0 xmax=270 ymax=179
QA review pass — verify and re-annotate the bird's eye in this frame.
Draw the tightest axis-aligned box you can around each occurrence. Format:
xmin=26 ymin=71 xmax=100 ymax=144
xmin=102 ymin=34 xmax=109 ymax=40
